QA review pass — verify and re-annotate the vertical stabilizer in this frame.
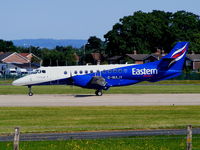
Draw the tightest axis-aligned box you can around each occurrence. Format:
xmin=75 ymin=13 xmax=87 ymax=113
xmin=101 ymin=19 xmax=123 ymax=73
xmin=161 ymin=42 xmax=189 ymax=71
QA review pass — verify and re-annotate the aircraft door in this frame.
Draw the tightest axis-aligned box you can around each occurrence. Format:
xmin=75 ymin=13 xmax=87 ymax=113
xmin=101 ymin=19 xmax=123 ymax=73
xmin=95 ymin=70 xmax=101 ymax=77
xmin=69 ymin=70 xmax=74 ymax=85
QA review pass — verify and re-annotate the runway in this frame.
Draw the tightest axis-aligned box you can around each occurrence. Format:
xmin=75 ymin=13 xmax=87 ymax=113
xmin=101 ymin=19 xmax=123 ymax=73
xmin=0 ymin=94 xmax=200 ymax=106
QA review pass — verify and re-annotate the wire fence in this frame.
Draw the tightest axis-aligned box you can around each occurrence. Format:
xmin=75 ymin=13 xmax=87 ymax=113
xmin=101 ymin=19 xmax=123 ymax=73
xmin=0 ymin=124 xmax=200 ymax=135
xmin=0 ymin=125 xmax=199 ymax=150
xmin=0 ymin=74 xmax=20 ymax=82
xmin=173 ymin=72 xmax=200 ymax=80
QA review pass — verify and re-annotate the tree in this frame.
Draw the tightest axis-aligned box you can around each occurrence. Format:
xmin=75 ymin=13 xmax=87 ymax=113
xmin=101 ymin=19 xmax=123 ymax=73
xmin=0 ymin=40 xmax=16 ymax=52
xmin=41 ymin=46 xmax=77 ymax=66
xmin=104 ymin=10 xmax=200 ymax=56
xmin=85 ymin=36 xmax=102 ymax=53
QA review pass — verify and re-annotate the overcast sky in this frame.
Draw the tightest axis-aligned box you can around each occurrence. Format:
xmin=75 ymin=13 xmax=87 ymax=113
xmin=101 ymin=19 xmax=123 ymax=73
xmin=0 ymin=0 xmax=199 ymax=40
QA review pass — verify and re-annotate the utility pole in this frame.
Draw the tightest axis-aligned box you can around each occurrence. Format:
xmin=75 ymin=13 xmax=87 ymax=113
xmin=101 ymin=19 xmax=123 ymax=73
xmin=29 ymin=47 xmax=32 ymax=71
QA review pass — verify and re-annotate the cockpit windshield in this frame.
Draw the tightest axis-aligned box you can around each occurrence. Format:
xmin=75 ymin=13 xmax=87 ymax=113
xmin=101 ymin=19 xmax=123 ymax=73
xmin=30 ymin=69 xmax=46 ymax=74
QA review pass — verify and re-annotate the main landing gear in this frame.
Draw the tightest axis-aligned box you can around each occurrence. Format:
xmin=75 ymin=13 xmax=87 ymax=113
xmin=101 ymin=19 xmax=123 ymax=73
xmin=95 ymin=90 xmax=103 ymax=96
xmin=28 ymin=86 xmax=33 ymax=96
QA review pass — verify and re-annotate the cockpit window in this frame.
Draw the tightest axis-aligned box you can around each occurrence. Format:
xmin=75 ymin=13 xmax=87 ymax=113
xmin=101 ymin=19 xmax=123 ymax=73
xmin=36 ymin=70 xmax=41 ymax=73
xmin=31 ymin=71 xmax=37 ymax=74
xmin=35 ymin=69 xmax=46 ymax=74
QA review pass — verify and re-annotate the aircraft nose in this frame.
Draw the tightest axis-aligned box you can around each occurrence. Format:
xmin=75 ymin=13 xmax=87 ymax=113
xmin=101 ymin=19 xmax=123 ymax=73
xmin=12 ymin=78 xmax=25 ymax=86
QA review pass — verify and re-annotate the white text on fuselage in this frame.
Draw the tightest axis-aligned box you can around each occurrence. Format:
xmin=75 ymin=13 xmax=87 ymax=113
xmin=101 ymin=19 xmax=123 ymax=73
xmin=132 ymin=68 xmax=158 ymax=75
xmin=107 ymin=76 xmax=123 ymax=79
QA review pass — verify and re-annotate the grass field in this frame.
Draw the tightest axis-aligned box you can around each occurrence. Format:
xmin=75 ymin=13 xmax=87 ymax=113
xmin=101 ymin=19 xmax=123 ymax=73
xmin=0 ymin=106 xmax=200 ymax=134
xmin=1 ymin=135 xmax=200 ymax=150
xmin=0 ymin=79 xmax=13 ymax=84
xmin=0 ymin=80 xmax=200 ymax=95
xmin=0 ymin=84 xmax=200 ymax=95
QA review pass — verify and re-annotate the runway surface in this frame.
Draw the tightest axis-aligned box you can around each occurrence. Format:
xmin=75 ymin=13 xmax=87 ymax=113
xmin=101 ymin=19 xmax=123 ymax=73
xmin=0 ymin=94 xmax=200 ymax=106
xmin=1 ymin=128 xmax=200 ymax=141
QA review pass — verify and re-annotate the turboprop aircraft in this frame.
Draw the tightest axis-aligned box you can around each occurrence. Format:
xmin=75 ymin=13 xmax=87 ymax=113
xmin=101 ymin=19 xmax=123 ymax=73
xmin=12 ymin=41 xmax=189 ymax=96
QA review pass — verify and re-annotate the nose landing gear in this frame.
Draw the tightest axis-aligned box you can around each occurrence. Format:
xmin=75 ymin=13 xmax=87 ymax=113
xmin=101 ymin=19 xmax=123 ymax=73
xmin=95 ymin=90 xmax=103 ymax=96
xmin=28 ymin=86 xmax=33 ymax=96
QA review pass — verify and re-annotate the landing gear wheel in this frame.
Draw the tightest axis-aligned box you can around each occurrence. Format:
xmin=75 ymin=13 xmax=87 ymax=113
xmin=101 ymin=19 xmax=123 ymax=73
xmin=28 ymin=86 xmax=33 ymax=96
xmin=95 ymin=90 xmax=103 ymax=96
xmin=28 ymin=92 xmax=33 ymax=96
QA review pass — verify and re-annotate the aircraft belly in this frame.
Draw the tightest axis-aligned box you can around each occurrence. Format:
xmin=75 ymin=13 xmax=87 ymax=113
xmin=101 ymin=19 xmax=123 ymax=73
xmin=106 ymin=79 xmax=139 ymax=87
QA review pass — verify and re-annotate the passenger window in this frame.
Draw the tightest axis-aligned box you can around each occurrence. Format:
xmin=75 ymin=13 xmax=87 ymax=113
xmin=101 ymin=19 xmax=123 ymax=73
xmin=113 ymin=69 xmax=117 ymax=73
xmin=118 ymin=69 xmax=122 ymax=73
xmin=97 ymin=70 xmax=100 ymax=73
xmin=79 ymin=70 xmax=83 ymax=74
xmin=42 ymin=70 xmax=46 ymax=73
xmin=90 ymin=70 xmax=93 ymax=73
xmin=74 ymin=71 xmax=78 ymax=74
xmin=85 ymin=70 xmax=88 ymax=74
xmin=64 ymin=71 xmax=67 ymax=75
xmin=124 ymin=69 xmax=128 ymax=73
xmin=102 ymin=70 xmax=106 ymax=73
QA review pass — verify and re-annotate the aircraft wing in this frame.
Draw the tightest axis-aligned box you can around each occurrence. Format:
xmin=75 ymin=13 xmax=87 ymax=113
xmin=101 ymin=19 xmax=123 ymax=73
xmin=68 ymin=75 xmax=108 ymax=90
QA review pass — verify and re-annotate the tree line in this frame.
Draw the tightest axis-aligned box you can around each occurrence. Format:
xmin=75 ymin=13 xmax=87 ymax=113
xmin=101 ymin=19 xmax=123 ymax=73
xmin=0 ymin=10 xmax=200 ymax=66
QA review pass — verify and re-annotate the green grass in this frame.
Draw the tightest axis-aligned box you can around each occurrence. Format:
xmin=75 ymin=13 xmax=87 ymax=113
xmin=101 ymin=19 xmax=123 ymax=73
xmin=0 ymin=80 xmax=200 ymax=95
xmin=0 ymin=84 xmax=200 ymax=95
xmin=1 ymin=135 xmax=200 ymax=150
xmin=0 ymin=106 xmax=200 ymax=134
xmin=0 ymin=79 xmax=13 ymax=84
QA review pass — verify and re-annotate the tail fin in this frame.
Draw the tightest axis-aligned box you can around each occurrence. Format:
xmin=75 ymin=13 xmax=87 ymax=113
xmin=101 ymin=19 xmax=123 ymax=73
xmin=159 ymin=42 xmax=189 ymax=71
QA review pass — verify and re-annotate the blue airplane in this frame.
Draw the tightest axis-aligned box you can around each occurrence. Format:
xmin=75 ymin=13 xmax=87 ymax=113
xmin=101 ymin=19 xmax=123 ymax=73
xmin=13 ymin=41 xmax=189 ymax=96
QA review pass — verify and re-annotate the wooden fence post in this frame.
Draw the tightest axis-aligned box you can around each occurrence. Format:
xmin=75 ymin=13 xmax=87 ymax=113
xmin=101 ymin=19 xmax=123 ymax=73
xmin=13 ymin=127 xmax=20 ymax=150
xmin=186 ymin=125 xmax=192 ymax=150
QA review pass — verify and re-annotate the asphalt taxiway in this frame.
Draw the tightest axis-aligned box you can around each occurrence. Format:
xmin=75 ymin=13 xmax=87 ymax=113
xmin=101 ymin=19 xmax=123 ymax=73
xmin=0 ymin=94 xmax=200 ymax=106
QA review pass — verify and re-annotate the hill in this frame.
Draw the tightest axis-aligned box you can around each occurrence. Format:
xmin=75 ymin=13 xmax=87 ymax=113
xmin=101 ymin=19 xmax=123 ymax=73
xmin=12 ymin=39 xmax=87 ymax=49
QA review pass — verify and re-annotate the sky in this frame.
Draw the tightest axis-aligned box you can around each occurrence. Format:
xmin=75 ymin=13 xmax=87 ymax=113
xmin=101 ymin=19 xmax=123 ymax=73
xmin=0 ymin=0 xmax=199 ymax=40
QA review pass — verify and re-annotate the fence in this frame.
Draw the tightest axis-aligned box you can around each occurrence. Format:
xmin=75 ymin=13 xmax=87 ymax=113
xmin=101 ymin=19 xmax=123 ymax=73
xmin=173 ymin=72 xmax=200 ymax=80
xmin=0 ymin=75 xmax=21 ymax=81
xmin=0 ymin=125 xmax=199 ymax=150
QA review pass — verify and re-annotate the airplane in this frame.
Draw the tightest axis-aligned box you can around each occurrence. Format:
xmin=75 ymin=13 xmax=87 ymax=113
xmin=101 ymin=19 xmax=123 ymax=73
xmin=12 ymin=41 xmax=189 ymax=96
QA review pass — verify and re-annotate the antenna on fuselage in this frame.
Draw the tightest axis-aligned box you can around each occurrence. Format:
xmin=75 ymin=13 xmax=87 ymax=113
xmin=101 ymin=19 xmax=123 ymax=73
xmin=29 ymin=47 xmax=32 ymax=74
